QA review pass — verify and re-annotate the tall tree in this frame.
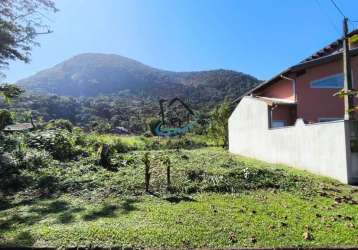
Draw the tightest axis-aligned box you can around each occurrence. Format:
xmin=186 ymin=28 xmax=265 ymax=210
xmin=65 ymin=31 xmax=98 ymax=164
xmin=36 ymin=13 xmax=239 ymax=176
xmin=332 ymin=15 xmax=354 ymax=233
xmin=0 ymin=0 xmax=57 ymax=75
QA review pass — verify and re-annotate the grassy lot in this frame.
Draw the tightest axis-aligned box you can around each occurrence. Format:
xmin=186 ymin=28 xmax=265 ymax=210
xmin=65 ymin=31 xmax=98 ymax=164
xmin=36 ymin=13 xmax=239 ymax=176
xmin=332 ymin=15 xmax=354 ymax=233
xmin=1 ymin=191 xmax=358 ymax=248
xmin=1 ymin=144 xmax=358 ymax=248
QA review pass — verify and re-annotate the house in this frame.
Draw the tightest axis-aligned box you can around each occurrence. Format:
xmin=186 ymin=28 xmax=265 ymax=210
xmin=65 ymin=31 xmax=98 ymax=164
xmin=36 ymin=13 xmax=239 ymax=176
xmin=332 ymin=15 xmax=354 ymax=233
xmin=229 ymin=29 xmax=358 ymax=184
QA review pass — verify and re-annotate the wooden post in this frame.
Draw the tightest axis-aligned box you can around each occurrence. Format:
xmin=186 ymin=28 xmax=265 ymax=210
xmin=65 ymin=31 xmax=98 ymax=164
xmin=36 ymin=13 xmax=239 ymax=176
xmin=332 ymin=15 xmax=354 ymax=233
xmin=30 ymin=115 xmax=35 ymax=129
xmin=99 ymin=144 xmax=111 ymax=168
xmin=165 ymin=158 xmax=171 ymax=191
xmin=343 ymin=17 xmax=355 ymax=120
xmin=143 ymin=152 xmax=151 ymax=192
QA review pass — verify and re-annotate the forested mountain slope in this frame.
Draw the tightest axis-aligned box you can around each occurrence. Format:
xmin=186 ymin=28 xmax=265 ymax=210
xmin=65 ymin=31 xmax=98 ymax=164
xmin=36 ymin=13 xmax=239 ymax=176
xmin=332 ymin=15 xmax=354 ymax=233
xmin=9 ymin=53 xmax=262 ymax=133
xmin=17 ymin=53 xmax=260 ymax=102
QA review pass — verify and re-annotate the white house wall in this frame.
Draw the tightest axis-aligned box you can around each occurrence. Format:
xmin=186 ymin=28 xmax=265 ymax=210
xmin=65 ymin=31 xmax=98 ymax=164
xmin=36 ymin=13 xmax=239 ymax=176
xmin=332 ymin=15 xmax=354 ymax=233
xmin=229 ymin=96 xmax=355 ymax=184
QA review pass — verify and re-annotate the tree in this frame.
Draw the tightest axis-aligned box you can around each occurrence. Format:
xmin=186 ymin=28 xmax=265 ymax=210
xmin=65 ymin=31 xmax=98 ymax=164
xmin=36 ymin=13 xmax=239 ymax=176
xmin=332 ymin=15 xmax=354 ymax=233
xmin=0 ymin=84 xmax=23 ymax=130
xmin=0 ymin=109 xmax=12 ymax=130
xmin=334 ymin=89 xmax=358 ymax=112
xmin=0 ymin=0 xmax=57 ymax=74
xmin=208 ymin=101 xmax=233 ymax=147
xmin=0 ymin=84 xmax=23 ymax=103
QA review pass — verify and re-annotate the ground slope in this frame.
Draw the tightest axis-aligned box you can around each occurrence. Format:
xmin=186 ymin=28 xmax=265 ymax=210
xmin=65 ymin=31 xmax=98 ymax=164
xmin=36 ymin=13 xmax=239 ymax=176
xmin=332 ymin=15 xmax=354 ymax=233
xmin=1 ymin=146 xmax=358 ymax=248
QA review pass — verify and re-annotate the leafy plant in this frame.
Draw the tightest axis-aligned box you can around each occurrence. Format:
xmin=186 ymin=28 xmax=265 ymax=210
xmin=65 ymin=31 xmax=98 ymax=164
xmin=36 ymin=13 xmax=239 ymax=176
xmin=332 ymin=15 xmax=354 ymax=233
xmin=27 ymin=129 xmax=80 ymax=160
xmin=45 ymin=119 xmax=74 ymax=132
xmin=0 ymin=109 xmax=12 ymax=130
xmin=208 ymin=101 xmax=232 ymax=147
xmin=0 ymin=0 xmax=57 ymax=72
xmin=19 ymin=149 xmax=53 ymax=170
xmin=0 ymin=84 xmax=24 ymax=103
xmin=147 ymin=118 xmax=161 ymax=135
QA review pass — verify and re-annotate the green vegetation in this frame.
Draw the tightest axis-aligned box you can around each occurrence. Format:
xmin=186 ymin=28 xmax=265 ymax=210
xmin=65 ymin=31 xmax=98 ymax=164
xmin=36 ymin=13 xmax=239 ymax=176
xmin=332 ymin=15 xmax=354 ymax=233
xmin=2 ymin=191 xmax=358 ymax=248
xmin=0 ymin=0 xmax=57 ymax=72
xmin=1 ymin=53 xmax=261 ymax=134
xmin=0 ymin=109 xmax=12 ymax=130
xmin=0 ymin=3 xmax=356 ymax=247
xmin=208 ymin=101 xmax=232 ymax=146
xmin=0 ymin=85 xmax=24 ymax=103
xmin=1 ymin=129 xmax=358 ymax=248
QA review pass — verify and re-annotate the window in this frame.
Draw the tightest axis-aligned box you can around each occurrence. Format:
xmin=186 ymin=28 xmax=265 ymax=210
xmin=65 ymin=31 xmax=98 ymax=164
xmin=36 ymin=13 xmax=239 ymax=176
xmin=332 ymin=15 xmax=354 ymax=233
xmin=318 ymin=117 xmax=342 ymax=123
xmin=272 ymin=120 xmax=285 ymax=128
xmin=310 ymin=73 xmax=343 ymax=89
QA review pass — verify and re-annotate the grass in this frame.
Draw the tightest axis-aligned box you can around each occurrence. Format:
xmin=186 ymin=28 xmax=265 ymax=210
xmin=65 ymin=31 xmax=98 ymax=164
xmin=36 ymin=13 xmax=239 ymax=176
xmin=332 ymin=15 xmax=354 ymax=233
xmin=22 ymin=146 xmax=347 ymax=199
xmin=84 ymin=133 xmax=216 ymax=152
xmin=1 ymin=191 xmax=358 ymax=248
xmin=2 ymin=134 xmax=358 ymax=248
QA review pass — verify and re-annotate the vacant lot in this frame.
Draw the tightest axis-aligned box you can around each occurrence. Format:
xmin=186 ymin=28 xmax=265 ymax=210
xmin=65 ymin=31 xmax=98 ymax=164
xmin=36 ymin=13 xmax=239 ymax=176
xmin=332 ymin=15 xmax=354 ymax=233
xmin=1 ymin=144 xmax=358 ymax=248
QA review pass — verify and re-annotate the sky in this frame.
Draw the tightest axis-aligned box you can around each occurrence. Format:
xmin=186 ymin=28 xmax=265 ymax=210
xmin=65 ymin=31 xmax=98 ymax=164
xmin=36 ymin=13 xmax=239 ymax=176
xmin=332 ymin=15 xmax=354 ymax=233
xmin=5 ymin=0 xmax=358 ymax=82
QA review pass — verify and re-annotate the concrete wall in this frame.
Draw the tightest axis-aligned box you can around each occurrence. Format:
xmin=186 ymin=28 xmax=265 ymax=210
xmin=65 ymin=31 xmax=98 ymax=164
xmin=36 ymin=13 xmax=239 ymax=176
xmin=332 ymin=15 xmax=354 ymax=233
xmin=347 ymin=121 xmax=358 ymax=184
xmin=229 ymin=96 xmax=358 ymax=184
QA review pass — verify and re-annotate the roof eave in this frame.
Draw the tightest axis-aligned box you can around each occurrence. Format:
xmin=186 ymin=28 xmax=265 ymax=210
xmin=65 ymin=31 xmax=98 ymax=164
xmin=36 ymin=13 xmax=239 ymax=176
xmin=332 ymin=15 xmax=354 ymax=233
xmin=233 ymin=47 xmax=358 ymax=103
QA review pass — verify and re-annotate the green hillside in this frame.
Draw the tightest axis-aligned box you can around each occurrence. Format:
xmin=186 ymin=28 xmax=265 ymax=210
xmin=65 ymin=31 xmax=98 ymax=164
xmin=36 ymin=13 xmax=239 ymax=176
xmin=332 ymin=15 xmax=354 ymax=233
xmin=5 ymin=53 xmax=261 ymax=134
xmin=17 ymin=53 xmax=260 ymax=100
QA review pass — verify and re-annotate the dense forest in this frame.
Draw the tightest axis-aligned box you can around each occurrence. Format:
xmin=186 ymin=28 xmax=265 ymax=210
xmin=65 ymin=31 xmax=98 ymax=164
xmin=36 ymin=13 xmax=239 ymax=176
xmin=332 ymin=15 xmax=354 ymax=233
xmin=1 ymin=53 xmax=261 ymax=134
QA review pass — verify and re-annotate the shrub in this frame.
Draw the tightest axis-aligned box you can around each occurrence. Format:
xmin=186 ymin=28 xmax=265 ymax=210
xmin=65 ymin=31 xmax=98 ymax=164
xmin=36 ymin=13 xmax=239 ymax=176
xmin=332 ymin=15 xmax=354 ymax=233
xmin=90 ymin=120 xmax=112 ymax=133
xmin=186 ymin=169 xmax=205 ymax=181
xmin=0 ymin=152 xmax=31 ymax=192
xmin=19 ymin=149 xmax=53 ymax=170
xmin=36 ymin=175 xmax=59 ymax=195
xmin=165 ymin=137 xmax=207 ymax=150
xmin=0 ymin=109 xmax=13 ymax=130
xmin=111 ymin=138 xmax=132 ymax=153
xmin=143 ymin=131 xmax=152 ymax=137
xmin=45 ymin=119 xmax=74 ymax=132
xmin=147 ymin=118 xmax=161 ymax=136
xmin=1 ymin=133 xmax=30 ymax=162
xmin=27 ymin=129 xmax=80 ymax=160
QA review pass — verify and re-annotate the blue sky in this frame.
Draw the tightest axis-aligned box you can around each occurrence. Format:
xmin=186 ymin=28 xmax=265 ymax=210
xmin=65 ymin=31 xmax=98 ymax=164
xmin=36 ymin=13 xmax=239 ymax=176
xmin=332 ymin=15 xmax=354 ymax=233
xmin=5 ymin=0 xmax=358 ymax=82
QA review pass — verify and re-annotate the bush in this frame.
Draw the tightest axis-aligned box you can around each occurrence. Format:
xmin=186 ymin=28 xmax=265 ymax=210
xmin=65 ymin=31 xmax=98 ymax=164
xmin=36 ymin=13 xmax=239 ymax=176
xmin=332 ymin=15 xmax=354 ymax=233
xmin=19 ymin=149 xmax=53 ymax=170
xmin=36 ymin=175 xmax=59 ymax=195
xmin=165 ymin=137 xmax=207 ymax=150
xmin=45 ymin=119 xmax=74 ymax=132
xmin=0 ymin=109 xmax=13 ymax=130
xmin=147 ymin=118 xmax=161 ymax=136
xmin=143 ymin=131 xmax=152 ymax=137
xmin=0 ymin=132 xmax=24 ymax=152
xmin=0 ymin=152 xmax=31 ymax=192
xmin=90 ymin=120 xmax=112 ymax=133
xmin=27 ymin=129 xmax=80 ymax=160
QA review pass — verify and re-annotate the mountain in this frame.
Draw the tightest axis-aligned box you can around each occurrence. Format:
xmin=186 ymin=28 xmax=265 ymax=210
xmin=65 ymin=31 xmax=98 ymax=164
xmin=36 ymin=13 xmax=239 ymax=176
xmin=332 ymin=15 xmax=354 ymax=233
xmin=17 ymin=53 xmax=261 ymax=101
xmin=7 ymin=53 xmax=262 ymax=133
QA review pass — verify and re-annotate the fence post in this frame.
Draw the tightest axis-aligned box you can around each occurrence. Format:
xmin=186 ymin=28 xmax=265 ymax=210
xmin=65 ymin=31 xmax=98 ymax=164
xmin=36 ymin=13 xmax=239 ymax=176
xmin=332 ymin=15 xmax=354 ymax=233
xmin=163 ymin=157 xmax=171 ymax=191
xmin=143 ymin=152 xmax=151 ymax=193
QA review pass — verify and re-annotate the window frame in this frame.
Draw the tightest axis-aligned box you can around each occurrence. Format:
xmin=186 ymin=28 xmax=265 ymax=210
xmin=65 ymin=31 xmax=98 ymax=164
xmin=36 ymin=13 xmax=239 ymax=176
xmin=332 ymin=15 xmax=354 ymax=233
xmin=310 ymin=73 xmax=344 ymax=89
xmin=318 ymin=117 xmax=342 ymax=123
